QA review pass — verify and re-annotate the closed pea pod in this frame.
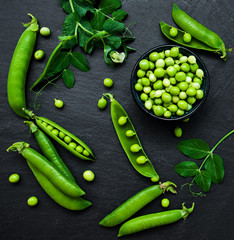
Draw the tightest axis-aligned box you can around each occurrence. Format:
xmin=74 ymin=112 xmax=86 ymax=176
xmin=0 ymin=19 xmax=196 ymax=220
xmin=99 ymin=181 xmax=177 ymax=227
xmin=23 ymin=109 xmax=95 ymax=161
xmin=7 ymin=14 xmax=39 ymax=118
xmin=103 ymin=94 xmax=159 ymax=181
xmin=118 ymin=203 xmax=194 ymax=237
xmin=7 ymin=142 xmax=85 ymax=198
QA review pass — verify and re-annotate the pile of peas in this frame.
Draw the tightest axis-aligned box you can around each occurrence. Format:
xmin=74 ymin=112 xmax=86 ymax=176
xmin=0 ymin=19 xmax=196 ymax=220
xmin=39 ymin=120 xmax=90 ymax=157
xmin=134 ymin=47 xmax=205 ymax=118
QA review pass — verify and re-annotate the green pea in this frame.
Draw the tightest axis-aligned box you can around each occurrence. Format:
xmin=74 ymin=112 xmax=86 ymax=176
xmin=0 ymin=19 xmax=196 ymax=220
xmin=183 ymin=118 xmax=190 ymax=123
xmin=146 ymin=70 xmax=153 ymax=78
xmin=196 ymin=89 xmax=204 ymax=99
xmin=179 ymin=91 xmax=187 ymax=100
xmin=118 ymin=116 xmax=128 ymax=126
xmin=196 ymin=69 xmax=204 ymax=79
xmin=169 ymin=27 xmax=178 ymax=37
xmin=141 ymin=77 xmax=150 ymax=87
xmin=137 ymin=69 xmax=146 ymax=78
xmin=149 ymin=52 xmax=159 ymax=62
xmin=176 ymin=109 xmax=184 ymax=116
xmin=83 ymin=150 xmax=90 ymax=157
xmin=154 ymin=98 xmax=163 ymax=105
xmin=149 ymin=73 xmax=157 ymax=82
xmin=139 ymin=59 xmax=150 ymax=70
xmin=143 ymin=86 xmax=151 ymax=94
xmin=64 ymin=136 xmax=72 ymax=144
xmin=174 ymin=127 xmax=182 ymax=137
xmin=47 ymin=125 xmax=54 ymax=131
xmin=158 ymin=51 xmax=165 ymax=59
xmin=188 ymin=56 xmax=196 ymax=64
xmin=153 ymin=80 xmax=163 ymax=90
xmin=169 ymin=77 xmax=177 ymax=85
xmin=166 ymin=66 xmax=177 ymax=77
xmin=170 ymin=47 xmax=179 ymax=57
xmin=51 ymin=129 xmax=59 ymax=136
xmin=126 ymin=130 xmax=135 ymax=138
xmin=187 ymin=72 xmax=194 ymax=79
xmin=83 ymin=170 xmax=95 ymax=182
xmin=154 ymin=68 xmax=165 ymax=78
xmin=165 ymin=50 xmax=171 ymax=57
xmin=164 ymin=111 xmax=172 ymax=118
xmin=76 ymin=145 xmax=84 ymax=153
xmin=27 ymin=196 xmax=38 ymax=207
xmin=155 ymin=59 xmax=165 ymax=68
xmin=140 ymin=93 xmax=148 ymax=102
xmin=34 ymin=50 xmax=44 ymax=60
xmin=170 ymin=86 xmax=180 ymax=96
xmin=174 ymin=64 xmax=180 ymax=71
xmin=69 ymin=142 xmax=77 ymax=149
xmin=40 ymin=27 xmax=50 ymax=37
xmin=161 ymin=198 xmax=170 ymax=208
xmin=145 ymin=100 xmax=153 ymax=110
xmin=161 ymin=92 xmax=172 ymax=103
xmin=190 ymin=63 xmax=199 ymax=73
xmin=9 ymin=173 xmax=20 ymax=183
xmin=179 ymin=56 xmax=188 ymax=63
xmin=130 ymin=144 xmax=141 ymax=153
xmin=104 ymin=78 xmax=114 ymax=88
xmin=42 ymin=122 xmax=48 ymax=127
xmin=180 ymin=63 xmax=190 ymax=72
xmin=183 ymin=32 xmax=192 ymax=43
xmin=59 ymin=131 xmax=66 ymax=139
xmin=177 ymin=100 xmax=188 ymax=110
xmin=136 ymin=156 xmax=147 ymax=164
xmin=178 ymin=82 xmax=188 ymax=91
xmin=135 ymin=83 xmax=143 ymax=91
xmin=163 ymin=78 xmax=170 ymax=88
xmin=168 ymin=104 xmax=178 ymax=112
xmin=172 ymin=96 xmax=180 ymax=104
xmin=175 ymin=72 xmax=186 ymax=82
xmin=153 ymin=105 xmax=164 ymax=117
xmin=186 ymin=87 xmax=197 ymax=97
xmin=193 ymin=77 xmax=202 ymax=85
xmin=98 ymin=97 xmax=107 ymax=109
xmin=149 ymin=61 xmax=155 ymax=70
xmin=187 ymin=97 xmax=196 ymax=105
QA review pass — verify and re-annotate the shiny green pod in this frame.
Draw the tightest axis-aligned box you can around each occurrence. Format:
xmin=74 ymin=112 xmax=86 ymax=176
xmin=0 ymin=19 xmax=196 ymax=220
xmin=172 ymin=3 xmax=230 ymax=59
xmin=7 ymin=14 xmax=39 ymax=118
xmin=99 ymin=181 xmax=177 ymax=227
xmin=103 ymin=94 xmax=159 ymax=181
xmin=27 ymin=161 xmax=91 ymax=211
xmin=23 ymin=109 xmax=95 ymax=161
xmin=7 ymin=142 xmax=85 ymax=198
xmin=25 ymin=121 xmax=76 ymax=183
xmin=118 ymin=203 xmax=195 ymax=237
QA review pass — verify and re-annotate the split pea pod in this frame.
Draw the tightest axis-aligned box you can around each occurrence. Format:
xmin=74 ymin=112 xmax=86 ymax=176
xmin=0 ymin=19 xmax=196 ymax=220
xmin=7 ymin=14 xmax=39 ymax=118
xmin=27 ymin=161 xmax=91 ymax=211
xmin=103 ymin=93 xmax=159 ymax=181
xmin=25 ymin=121 xmax=76 ymax=183
xmin=118 ymin=203 xmax=195 ymax=237
xmin=7 ymin=142 xmax=85 ymax=198
xmin=99 ymin=181 xmax=177 ymax=227
xmin=172 ymin=3 xmax=231 ymax=60
xmin=23 ymin=108 xmax=95 ymax=161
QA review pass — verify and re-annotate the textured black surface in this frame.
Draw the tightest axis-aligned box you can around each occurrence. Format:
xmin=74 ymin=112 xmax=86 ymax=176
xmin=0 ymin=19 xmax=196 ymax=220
xmin=0 ymin=0 xmax=234 ymax=240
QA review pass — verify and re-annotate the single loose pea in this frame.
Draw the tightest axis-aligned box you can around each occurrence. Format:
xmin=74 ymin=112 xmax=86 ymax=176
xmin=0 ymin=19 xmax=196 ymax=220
xmin=170 ymin=77 xmax=177 ymax=85
xmin=104 ymin=78 xmax=113 ymax=88
xmin=158 ymin=51 xmax=165 ymax=59
xmin=161 ymin=92 xmax=172 ymax=103
xmin=130 ymin=144 xmax=141 ymax=153
xmin=47 ymin=125 xmax=54 ymax=131
xmin=34 ymin=50 xmax=44 ymax=60
xmin=153 ymin=105 xmax=164 ymax=117
xmin=170 ymin=47 xmax=179 ymax=57
xmin=145 ymin=100 xmax=153 ymax=110
xmin=141 ymin=77 xmax=150 ymax=87
xmin=140 ymin=93 xmax=148 ymax=102
xmin=196 ymin=89 xmax=204 ymax=99
xmin=76 ymin=145 xmax=83 ymax=153
xmin=136 ymin=156 xmax=147 ymax=164
xmin=153 ymin=80 xmax=163 ymax=90
xmin=143 ymin=86 xmax=151 ymax=94
xmin=64 ymin=136 xmax=72 ymax=144
xmin=40 ymin=27 xmax=51 ymax=37
xmin=149 ymin=52 xmax=159 ymax=62
xmin=165 ymin=50 xmax=171 ymax=57
xmin=169 ymin=27 xmax=178 ymax=37
xmin=178 ymin=100 xmax=188 ymax=110
xmin=179 ymin=56 xmax=188 ymax=63
xmin=187 ymin=104 xmax=192 ymax=111
xmin=170 ymin=86 xmax=180 ymax=96
xmin=154 ymin=68 xmax=165 ymax=78
xmin=168 ymin=104 xmax=178 ymax=112
xmin=188 ymin=56 xmax=196 ymax=64
xmin=126 ymin=130 xmax=135 ymax=137
xmin=151 ymin=176 xmax=159 ymax=182
xmin=83 ymin=170 xmax=95 ymax=182
xmin=174 ymin=127 xmax=182 ymax=137
xmin=149 ymin=61 xmax=155 ymax=70
xmin=163 ymin=78 xmax=171 ymax=87
xmin=186 ymin=87 xmax=197 ymax=97
xmin=185 ymin=76 xmax=192 ymax=84
xmin=149 ymin=73 xmax=156 ymax=82
xmin=9 ymin=173 xmax=20 ymax=183
xmin=155 ymin=59 xmax=165 ymax=68
xmin=146 ymin=70 xmax=153 ymax=78
xmin=139 ymin=59 xmax=150 ymax=70
xmin=98 ymin=97 xmax=107 ymax=109
xmin=137 ymin=69 xmax=145 ymax=78
xmin=27 ymin=196 xmax=38 ymax=207
xmin=135 ymin=83 xmax=143 ymax=92
xmin=83 ymin=150 xmax=90 ymax=157
xmin=179 ymin=91 xmax=187 ymax=100
xmin=196 ymin=69 xmax=204 ymax=79
xmin=164 ymin=110 xmax=172 ymax=118
xmin=154 ymin=98 xmax=163 ymax=105
xmin=187 ymin=97 xmax=196 ymax=105
xmin=178 ymin=82 xmax=189 ymax=91
xmin=69 ymin=142 xmax=77 ymax=149
xmin=175 ymin=72 xmax=186 ymax=82
xmin=161 ymin=198 xmax=170 ymax=208
xmin=54 ymin=99 xmax=64 ymax=108
xmin=180 ymin=63 xmax=190 ymax=72
xmin=174 ymin=64 xmax=180 ymax=72
xmin=190 ymin=63 xmax=199 ymax=73
xmin=59 ymin=131 xmax=65 ymax=139
xmin=118 ymin=116 xmax=128 ymax=126
xmin=183 ymin=32 xmax=192 ymax=43
xmin=176 ymin=109 xmax=185 ymax=116
xmin=166 ymin=66 xmax=177 ymax=77
xmin=193 ymin=77 xmax=202 ymax=85
xmin=172 ymin=96 xmax=180 ymax=104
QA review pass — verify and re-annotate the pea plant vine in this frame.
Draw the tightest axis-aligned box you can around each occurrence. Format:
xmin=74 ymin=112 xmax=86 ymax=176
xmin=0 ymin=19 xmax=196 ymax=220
xmin=31 ymin=0 xmax=135 ymax=109
xmin=174 ymin=129 xmax=234 ymax=197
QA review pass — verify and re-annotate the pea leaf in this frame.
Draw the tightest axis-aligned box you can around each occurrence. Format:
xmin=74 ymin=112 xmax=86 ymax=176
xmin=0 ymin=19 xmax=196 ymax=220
xmin=105 ymin=36 xmax=121 ymax=49
xmin=99 ymin=0 xmax=122 ymax=14
xmin=73 ymin=0 xmax=95 ymax=18
xmin=112 ymin=9 xmax=127 ymax=21
xmin=78 ymin=18 xmax=94 ymax=49
xmin=60 ymin=0 xmax=72 ymax=13
xmin=70 ymin=52 xmax=90 ymax=72
xmin=103 ymin=19 xmax=125 ymax=35
xmin=47 ymin=51 xmax=71 ymax=75
xmin=174 ymin=161 xmax=199 ymax=177
xmin=102 ymin=41 xmax=114 ymax=67
xmin=205 ymin=154 xmax=224 ymax=184
xmin=62 ymin=12 xmax=80 ymax=36
xmin=90 ymin=10 xmax=106 ymax=30
xmin=178 ymin=139 xmax=210 ymax=159
xmin=195 ymin=170 xmax=211 ymax=192
xmin=62 ymin=69 xmax=75 ymax=88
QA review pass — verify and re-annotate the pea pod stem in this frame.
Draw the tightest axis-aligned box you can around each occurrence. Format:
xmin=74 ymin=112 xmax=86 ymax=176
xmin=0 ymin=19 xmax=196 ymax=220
xmin=118 ymin=203 xmax=195 ymax=237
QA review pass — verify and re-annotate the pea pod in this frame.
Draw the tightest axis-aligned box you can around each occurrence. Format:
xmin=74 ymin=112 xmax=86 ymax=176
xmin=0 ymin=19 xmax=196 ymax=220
xmin=160 ymin=22 xmax=217 ymax=52
xmin=25 ymin=121 xmax=76 ymax=183
xmin=118 ymin=203 xmax=195 ymax=237
xmin=7 ymin=14 xmax=39 ymax=118
xmin=99 ymin=181 xmax=177 ymax=227
xmin=23 ymin=108 xmax=95 ymax=161
xmin=172 ymin=3 xmax=231 ymax=60
xmin=27 ymin=161 xmax=91 ymax=211
xmin=103 ymin=94 xmax=159 ymax=181
xmin=7 ymin=142 xmax=85 ymax=198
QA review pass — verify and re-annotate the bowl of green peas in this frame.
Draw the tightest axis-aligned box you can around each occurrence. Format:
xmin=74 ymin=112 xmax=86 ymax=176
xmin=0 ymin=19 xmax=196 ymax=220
xmin=131 ymin=45 xmax=210 ymax=121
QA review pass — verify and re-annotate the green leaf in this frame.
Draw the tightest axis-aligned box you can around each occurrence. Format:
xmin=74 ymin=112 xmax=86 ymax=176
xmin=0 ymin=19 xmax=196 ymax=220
xmin=102 ymin=41 xmax=114 ymax=67
xmin=105 ymin=36 xmax=121 ymax=49
xmin=73 ymin=0 xmax=95 ymax=18
xmin=178 ymin=139 xmax=210 ymax=159
xmin=62 ymin=12 xmax=80 ymax=36
xmin=103 ymin=19 xmax=125 ymax=35
xmin=78 ymin=18 xmax=94 ymax=49
xmin=62 ymin=69 xmax=75 ymax=88
xmin=174 ymin=161 xmax=199 ymax=177
xmin=60 ymin=0 xmax=72 ymax=13
xmin=112 ymin=9 xmax=127 ymax=21
xmin=47 ymin=51 xmax=71 ymax=75
xmin=70 ymin=52 xmax=90 ymax=72
xmin=121 ymin=36 xmax=136 ymax=43
xmin=99 ymin=0 xmax=122 ymax=14
xmin=90 ymin=10 xmax=106 ymax=30
xmin=205 ymin=154 xmax=224 ymax=184
xmin=194 ymin=170 xmax=211 ymax=192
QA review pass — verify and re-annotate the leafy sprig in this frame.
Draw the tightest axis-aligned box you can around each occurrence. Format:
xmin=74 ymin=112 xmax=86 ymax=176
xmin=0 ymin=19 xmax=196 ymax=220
xmin=174 ymin=130 xmax=234 ymax=197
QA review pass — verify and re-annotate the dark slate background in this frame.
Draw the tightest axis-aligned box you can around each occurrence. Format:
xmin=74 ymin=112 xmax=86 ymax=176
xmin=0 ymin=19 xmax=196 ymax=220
xmin=1 ymin=0 xmax=234 ymax=239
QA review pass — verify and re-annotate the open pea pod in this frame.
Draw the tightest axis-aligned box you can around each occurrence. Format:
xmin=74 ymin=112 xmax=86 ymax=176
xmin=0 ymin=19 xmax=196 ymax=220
xmin=23 ymin=108 xmax=95 ymax=161
xmin=104 ymin=94 xmax=159 ymax=181
xmin=160 ymin=21 xmax=218 ymax=52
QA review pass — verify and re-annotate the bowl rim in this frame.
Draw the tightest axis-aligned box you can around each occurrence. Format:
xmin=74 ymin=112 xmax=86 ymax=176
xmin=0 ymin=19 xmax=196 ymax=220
xmin=130 ymin=44 xmax=210 ymax=121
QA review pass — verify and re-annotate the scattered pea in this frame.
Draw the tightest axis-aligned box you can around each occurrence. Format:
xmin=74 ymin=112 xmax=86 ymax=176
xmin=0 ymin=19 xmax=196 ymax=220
xmin=174 ymin=127 xmax=182 ymax=138
xmin=54 ymin=99 xmax=64 ymax=108
xmin=9 ymin=173 xmax=20 ymax=183
xmin=34 ymin=50 xmax=44 ymax=60
xmin=104 ymin=78 xmax=113 ymax=88
xmin=27 ymin=196 xmax=38 ymax=207
xmin=83 ymin=170 xmax=95 ymax=182
xmin=98 ymin=97 xmax=107 ymax=109
xmin=40 ymin=27 xmax=50 ymax=37
xmin=161 ymin=198 xmax=170 ymax=208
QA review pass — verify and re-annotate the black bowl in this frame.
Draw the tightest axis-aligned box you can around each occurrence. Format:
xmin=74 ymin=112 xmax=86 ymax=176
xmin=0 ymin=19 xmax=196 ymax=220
xmin=130 ymin=44 xmax=210 ymax=121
